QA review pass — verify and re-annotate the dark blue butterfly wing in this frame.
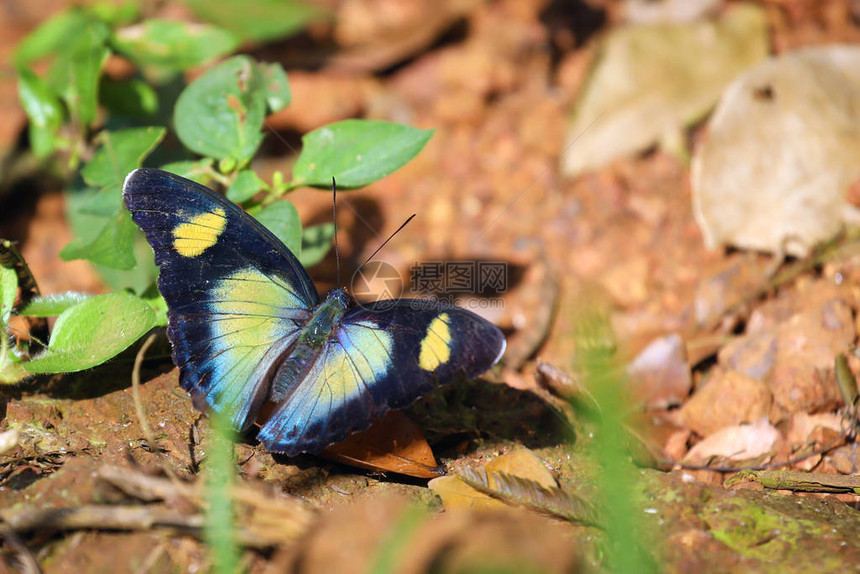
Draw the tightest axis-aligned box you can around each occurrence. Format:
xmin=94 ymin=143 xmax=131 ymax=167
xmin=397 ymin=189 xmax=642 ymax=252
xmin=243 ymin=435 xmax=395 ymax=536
xmin=123 ymin=168 xmax=319 ymax=431
xmin=257 ymin=299 xmax=506 ymax=455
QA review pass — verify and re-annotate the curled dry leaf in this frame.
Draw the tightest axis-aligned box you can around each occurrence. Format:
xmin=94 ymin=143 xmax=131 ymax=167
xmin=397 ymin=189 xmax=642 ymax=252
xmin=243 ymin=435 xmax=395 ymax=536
xmin=429 ymin=447 xmax=558 ymax=513
xmin=692 ymin=45 xmax=860 ymax=256
xmin=458 ymin=467 xmax=601 ymax=527
xmin=683 ymin=417 xmax=780 ymax=465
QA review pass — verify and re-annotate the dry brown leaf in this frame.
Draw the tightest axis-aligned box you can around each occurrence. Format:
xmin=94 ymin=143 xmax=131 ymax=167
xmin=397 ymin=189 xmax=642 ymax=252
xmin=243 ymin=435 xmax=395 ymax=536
xmin=322 ymin=410 xmax=443 ymax=479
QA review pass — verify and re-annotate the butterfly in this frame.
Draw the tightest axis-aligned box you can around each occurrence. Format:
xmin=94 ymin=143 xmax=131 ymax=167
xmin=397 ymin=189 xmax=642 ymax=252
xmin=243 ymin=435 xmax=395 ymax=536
xmin=122 ymin=169 xmax=506 ymax=456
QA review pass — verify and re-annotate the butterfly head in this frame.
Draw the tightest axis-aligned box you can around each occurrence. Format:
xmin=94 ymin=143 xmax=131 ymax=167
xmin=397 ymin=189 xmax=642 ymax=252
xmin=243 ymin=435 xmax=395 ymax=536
xmin=325 ymin=287 xmax=351 ymax=311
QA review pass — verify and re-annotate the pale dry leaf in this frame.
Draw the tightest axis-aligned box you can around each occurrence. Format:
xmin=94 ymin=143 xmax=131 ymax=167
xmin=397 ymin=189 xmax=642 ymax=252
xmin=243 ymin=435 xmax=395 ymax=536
xmin=562 ymin=4 xmax=768 ymax=177
xmin=683 ymin=417 xmax=780 ymax=464
xmin=692 ymin=45 xmax=860 ymax=256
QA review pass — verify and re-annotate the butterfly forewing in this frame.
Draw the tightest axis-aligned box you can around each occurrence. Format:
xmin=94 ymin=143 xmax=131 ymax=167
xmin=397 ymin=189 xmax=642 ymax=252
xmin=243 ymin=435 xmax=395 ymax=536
xmin=123 ymin=169 xmax=319 ymax=430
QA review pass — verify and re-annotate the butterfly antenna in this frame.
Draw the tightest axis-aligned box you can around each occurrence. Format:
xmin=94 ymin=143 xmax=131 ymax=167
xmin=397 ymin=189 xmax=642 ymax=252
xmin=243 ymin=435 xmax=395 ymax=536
xmin=332 ymin=177 xmax=341 ymax=287
xmin=358 ymin=213 xmax=417 ymax=272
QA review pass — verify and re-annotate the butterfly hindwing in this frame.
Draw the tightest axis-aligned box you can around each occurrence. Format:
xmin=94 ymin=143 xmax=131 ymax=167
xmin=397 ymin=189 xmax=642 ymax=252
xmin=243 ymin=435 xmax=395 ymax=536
xmin=258 ymin=299 xmax=506 ymax=455
xmin=122 ymin=169 xmax=319 ymax=430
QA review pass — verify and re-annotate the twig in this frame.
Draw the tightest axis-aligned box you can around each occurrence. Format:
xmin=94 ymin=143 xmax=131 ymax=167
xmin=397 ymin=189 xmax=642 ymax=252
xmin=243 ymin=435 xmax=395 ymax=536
xmin=0 ymin=523 xmax=42 ymax=574
xmin=1 ymin=463 xmax=315 ymax=549
xmin=131 ymin=333 xmax=161 ymax=452
xmin=726 ymin=469 xmax=860 ymax=494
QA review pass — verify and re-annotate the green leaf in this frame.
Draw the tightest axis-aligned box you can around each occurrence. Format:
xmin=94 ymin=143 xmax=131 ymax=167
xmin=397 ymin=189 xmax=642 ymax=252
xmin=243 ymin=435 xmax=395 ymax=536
xmin=18 ymin=292 xmax=90 ymax=317
xmin=14 ymin=8 xmax=97 ymax=64
xmin=139 ymin=286 xmax=168 ymax=327
xmin=95 ymin=234 xmax=158 ymax=294
xmin=60 ymin=209 xmax=137 ymax=270
xmin=65 ymin=184 xmax=158 ymax=293
xmin=0 ymin=266 xmax=17 ymax=328
xmin=87 ymin=1 xmax=139 ymax=25
xmin=100 ymin=76 xmax=159 ymax=118
xmin=174 ymin=56 xmax=267 ymax=165
xmin=160 ymin=159 xmax=215 ymax=185
xmin=79 ymin=127 xmax=165 ymax=216
xmin=112 ymin=19 xmax=239 ymax=72
xmin=83 ymin=127 xmax=166 ymax=188
xmin=24 ymin=291 xmax=156 ymax=374
xmin=254 ymin=200 xmax=301 ymax=255
xmin=292 ymin=120 xmax=434 ymax=189
xmin=16 ymin=67 xmax=64 ymax=158
xmin=260 ymin=62 xmax=291 ymax=112
xmin=299 ymin=222 xmax=334 ymax=267
xmin=47 ymin=34 xmax=111 ymax=125
xmin=226 ymin=169 xmax=266 ymax=203
xmin=186 ymin=0 xmax=323 ymax=43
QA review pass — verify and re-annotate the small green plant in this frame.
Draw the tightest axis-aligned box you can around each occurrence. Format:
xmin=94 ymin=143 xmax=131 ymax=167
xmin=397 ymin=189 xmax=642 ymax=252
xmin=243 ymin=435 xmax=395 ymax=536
xmin=575 ymin=311 xmax=656 ymax=573
xmin=2 ymin=3 xmax=434 ymax=384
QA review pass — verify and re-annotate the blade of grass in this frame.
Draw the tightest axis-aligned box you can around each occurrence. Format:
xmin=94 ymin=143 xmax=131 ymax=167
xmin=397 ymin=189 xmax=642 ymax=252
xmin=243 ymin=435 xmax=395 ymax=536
xmin=206 ymin=408 xmax=241 ymax=574
xmin=575 ymin=310 xmax=656 ymax=573
xmin=368 ymin=503 xmax=428 ymax=574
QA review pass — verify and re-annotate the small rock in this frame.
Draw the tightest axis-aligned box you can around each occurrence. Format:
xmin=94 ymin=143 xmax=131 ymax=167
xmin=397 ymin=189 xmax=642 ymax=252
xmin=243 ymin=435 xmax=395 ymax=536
xmin=680 ymin=369 xmax=772 ymax=437
xmin=830 ymin=443 xmax=860 ymax=475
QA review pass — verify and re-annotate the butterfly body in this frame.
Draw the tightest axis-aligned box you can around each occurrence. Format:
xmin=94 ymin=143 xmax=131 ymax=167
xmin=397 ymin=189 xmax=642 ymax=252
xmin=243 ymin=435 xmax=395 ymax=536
xmin=269 ymin=289 xmax=349 ymax=403
xmin=123 ymin=169 xmax=505 ymax=456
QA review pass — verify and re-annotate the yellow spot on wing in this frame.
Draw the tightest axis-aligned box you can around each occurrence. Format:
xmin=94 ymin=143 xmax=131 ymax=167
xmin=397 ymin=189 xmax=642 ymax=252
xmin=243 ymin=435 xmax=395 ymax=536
xmin=173 ymin=208 xmax=227 ymax=257
xmin=419 ymin=313 xmax=452 ymax=371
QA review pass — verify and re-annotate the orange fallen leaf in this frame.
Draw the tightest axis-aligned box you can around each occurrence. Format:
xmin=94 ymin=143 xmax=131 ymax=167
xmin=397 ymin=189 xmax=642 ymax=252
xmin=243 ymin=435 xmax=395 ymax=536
xmin=322 ymin=410 xmax=444 ymax=479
